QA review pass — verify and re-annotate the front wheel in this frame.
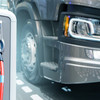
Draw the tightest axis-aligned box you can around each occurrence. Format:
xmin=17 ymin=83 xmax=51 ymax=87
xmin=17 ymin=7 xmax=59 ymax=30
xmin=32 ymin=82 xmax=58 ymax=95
xmin=18 ymin=19 xmax=42 ymax=84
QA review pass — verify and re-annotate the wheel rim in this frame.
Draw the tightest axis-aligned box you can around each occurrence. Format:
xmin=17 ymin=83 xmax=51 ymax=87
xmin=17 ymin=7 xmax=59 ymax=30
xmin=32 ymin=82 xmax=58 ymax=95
xmin=21 ymin=32 xmax=37 ymax=71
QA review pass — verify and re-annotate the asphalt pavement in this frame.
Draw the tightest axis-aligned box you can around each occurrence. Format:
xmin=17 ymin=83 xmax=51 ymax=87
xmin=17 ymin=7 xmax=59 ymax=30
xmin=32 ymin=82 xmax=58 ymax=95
xmin=16 ymin=72 xmax=100 ymax=100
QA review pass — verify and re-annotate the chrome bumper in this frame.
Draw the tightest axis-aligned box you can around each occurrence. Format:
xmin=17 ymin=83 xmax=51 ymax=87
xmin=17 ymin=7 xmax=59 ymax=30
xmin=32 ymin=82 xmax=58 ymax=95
xmin=59 ymin=41 xmax=100 ymax=84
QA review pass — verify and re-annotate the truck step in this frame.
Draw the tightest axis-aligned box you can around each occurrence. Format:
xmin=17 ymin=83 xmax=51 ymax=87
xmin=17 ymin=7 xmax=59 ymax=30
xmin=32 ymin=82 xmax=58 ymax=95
xmin=40 ymin=62 xmax=58 ymax=71
xmin=43 ymin=36 xmax=58 ymax=48
xmin=43 ymin=36 xmax=58 ymax=40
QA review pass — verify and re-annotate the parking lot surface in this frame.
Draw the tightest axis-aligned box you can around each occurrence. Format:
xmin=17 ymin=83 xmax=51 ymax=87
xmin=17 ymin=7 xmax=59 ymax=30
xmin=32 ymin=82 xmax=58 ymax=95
xmin=16 ymin=72 xmax=100 ymax=100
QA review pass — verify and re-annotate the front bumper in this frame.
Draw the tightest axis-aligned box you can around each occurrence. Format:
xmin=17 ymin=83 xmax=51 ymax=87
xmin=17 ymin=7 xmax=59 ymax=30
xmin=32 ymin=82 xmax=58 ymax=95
xmin=59 ymin=40 xmax=100 ymax=84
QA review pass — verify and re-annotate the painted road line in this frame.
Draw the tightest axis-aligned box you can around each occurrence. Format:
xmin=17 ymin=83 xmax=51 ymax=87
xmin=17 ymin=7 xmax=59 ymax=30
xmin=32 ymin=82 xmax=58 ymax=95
xmin=31 ymin=94 xmax=43 ymax=100
xmin=16 ymin=80 xmax=24 ymax=85
xmin=62 ymin=87 xmax=71 ymax=92
xmin=21 ymin=86 xmax=32 ymax=93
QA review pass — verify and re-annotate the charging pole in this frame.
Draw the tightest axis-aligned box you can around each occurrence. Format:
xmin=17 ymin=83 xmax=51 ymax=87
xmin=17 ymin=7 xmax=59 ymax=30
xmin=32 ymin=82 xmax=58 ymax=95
xmin=0 ymin=54 xmax=4 ymax=100
xmin=0 ymin=20 xmax=5 ymax=100
xmin=0 ymin=9 xmax=16 ymax=100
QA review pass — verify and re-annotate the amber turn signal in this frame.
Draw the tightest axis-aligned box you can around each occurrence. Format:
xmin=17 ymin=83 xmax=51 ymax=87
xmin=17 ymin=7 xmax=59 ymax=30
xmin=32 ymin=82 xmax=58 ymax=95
xmin=64 ymin=16 xmax=69 ymax=37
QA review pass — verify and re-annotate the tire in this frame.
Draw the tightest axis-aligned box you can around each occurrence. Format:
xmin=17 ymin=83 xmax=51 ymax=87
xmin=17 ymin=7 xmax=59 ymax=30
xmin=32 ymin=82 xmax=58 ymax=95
xmin=18 ymin=19 xmax=42 ymax=84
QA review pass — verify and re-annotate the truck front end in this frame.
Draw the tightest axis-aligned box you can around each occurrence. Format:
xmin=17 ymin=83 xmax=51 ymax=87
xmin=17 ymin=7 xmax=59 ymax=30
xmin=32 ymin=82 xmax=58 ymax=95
xmin=58 ymin=2 xmax=100 ymax=84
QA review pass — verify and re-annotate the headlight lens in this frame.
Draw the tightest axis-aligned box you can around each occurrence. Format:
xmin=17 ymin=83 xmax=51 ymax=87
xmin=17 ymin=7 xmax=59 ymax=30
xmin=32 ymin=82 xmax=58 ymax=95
xmin=68 ymin=17 xmax=100 ymax=41
xmin=76 ymin=22 xmax=90 ymax=36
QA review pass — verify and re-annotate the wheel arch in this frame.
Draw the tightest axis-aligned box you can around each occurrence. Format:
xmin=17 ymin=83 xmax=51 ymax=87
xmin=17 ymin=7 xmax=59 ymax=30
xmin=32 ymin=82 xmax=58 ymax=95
xmin=16 ymin=1 xmax=40 ymax=20
xmin=16 ymin=1 xmax=41 ymax=33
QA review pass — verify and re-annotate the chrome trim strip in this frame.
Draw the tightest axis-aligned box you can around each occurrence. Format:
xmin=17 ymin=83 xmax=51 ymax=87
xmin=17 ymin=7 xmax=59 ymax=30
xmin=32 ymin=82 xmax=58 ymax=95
xmin=66 ymin=63 xmax=100 ymax=69
xmin=64 ymin=57 xmax=100 ymax=65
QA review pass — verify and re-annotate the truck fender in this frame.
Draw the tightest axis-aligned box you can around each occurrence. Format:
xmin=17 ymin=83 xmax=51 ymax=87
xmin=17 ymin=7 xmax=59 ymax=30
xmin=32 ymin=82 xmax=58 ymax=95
xmin=16 ymin=1 xmax=40 ymax=20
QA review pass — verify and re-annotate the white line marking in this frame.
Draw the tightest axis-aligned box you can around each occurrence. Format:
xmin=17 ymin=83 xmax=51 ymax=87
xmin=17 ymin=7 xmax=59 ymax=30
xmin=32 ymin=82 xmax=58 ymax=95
xmin=21 ymin=86 xmax=32 ymax=93
xmin=31 ymin=94 xmax=43 ymax=100
xmin=62 ymin=87 xmax=71 ymax=92
xmin=16 ymin=80 xmax=24 ymax=85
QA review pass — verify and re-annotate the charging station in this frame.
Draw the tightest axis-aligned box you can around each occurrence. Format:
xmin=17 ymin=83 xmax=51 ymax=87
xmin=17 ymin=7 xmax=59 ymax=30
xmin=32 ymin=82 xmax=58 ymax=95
xmin=0 ymin=9 xmax=16 ymax=100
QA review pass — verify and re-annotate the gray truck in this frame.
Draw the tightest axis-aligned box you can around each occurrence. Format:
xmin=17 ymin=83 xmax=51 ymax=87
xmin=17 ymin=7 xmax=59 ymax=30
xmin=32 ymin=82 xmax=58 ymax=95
xmin=9 ymin=0 xmax=100 ymax=84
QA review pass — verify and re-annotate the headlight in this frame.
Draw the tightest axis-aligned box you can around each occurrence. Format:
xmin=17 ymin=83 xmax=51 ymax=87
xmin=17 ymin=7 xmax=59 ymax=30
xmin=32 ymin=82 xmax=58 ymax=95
xmin=76 ymin=21 xmax=91 ymax=36
xmin=68 ymin=17 xmax=100 ymax=41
